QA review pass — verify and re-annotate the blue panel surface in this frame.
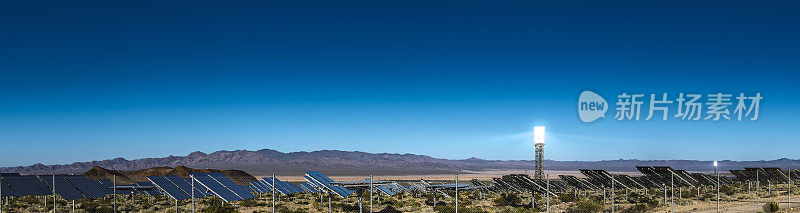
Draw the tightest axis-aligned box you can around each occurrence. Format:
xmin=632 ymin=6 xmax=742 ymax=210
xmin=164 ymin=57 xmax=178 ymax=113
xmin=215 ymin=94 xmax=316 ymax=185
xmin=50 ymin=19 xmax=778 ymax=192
xmin=38 ymin=175 xmax=84 ymax=200
xmin=249 ymin=181 xmax=265 ymax=193
xmin=97 ymin=179 xmax=114 ymax=194
xmin=185 ymin=178 xmax=209 ymax=196
xmin=165 ymin=175 xmax=204 ymax=198
xmin=263 ymin=177 xmax=292 ymax=195
xmin=64 ymin=175 xmax=107 ymax=198
xmin=300 ymin=182 xmax=318 ymax=193
xmin=0 ymin=173 xmax=51 ymax=196
xmin=147 ymin=176 xmax=190 ymax=200
xmin=191 ymin=173 xmax=242 ymax=202
xmin=0 ymin=178 xmax=15 ymax=197
xmin=136 ymin=182 xmax=161 ymax=196
xmin=207 ymin=173 xmax=256 ymax=200
xmin=305 ymin=171 xmax=352 ymax=197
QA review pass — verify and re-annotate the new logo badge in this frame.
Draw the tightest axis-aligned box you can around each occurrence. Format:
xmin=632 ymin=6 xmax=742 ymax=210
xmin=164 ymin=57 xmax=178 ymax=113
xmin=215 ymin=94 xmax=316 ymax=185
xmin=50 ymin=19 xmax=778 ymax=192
xmin=578 ymin=91 xmax=608 ymax=122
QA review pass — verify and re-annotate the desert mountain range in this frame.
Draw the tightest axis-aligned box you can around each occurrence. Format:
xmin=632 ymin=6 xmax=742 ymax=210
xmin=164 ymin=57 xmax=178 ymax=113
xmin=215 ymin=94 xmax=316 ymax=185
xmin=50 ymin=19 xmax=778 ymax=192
xmin=3 ymin=149 xmax=799 ymax=176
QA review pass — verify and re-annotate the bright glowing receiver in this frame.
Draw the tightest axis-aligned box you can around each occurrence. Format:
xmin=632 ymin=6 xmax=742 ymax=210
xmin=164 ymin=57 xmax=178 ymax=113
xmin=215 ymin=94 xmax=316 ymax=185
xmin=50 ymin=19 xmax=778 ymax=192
xmin=533 ymin=126 xmax=546 ymax=144
xmin=714 ymin=161 xmax=718 ymax=167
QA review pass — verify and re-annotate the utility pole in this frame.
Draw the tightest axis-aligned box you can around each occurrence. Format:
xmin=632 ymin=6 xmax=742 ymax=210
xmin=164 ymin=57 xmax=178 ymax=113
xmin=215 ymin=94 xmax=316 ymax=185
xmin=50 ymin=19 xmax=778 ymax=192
xmin=756 ymin=170 xmax=760 ymax=213
xmin=455 ymin=173 xmax=459 ymax=213
xmin=546 ymin=174 xmax=550 ymax=213
xmin=370 ymin=175 xmax=373 ymax=213
xmin=113 ymin=175 xmax=117 ymax=213
xmin=191 ymin=174 xmax=195 ymax=213
xmin=787 ymin=169 xmax=791 ymax=210
xmin=53 ymin=175 xmax=56 ymax=213
xmin=272 ymin=174 xmax=276 ymax=213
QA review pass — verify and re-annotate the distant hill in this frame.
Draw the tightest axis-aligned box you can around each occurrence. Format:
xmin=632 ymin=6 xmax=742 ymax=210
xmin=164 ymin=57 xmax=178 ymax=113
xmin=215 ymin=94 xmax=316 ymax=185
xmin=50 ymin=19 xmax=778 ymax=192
xmin=2 ymin=149 xmax=799 ymax=176
xmin=83 ymin=165 xmax=256 ymax=185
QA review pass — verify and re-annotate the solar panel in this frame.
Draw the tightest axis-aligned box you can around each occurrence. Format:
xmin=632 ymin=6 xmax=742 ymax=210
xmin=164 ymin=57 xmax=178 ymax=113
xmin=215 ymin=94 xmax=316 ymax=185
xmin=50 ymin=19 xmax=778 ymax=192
xmin=164 ymin=175 xmax=204 ymax=198
xmin=304 ymin=171 xmax=352 ymax=197
xmin=290 ymin=182 xmax=304 ymax=193
xmin=207 ymin=173 xmax=256 ymax=200
xmin=0 ymin=173 xmax=51 ymax=196
xmin=376 ymin=185 xmax=395 ymax=196
xmin=64 ymin=175 xmax=108 ymax=198
xmin=97 ymin=179 xmax=114 ymax=194
xmin=185 ymin=178 xmax=209 ymax=196
xmin=249 ymin=181 xmax=265 ymax=193
xmin=253 ymin=181 xmax=269 ymax=193
xmin=299 ymin=182 xmax=317 ymax=193
xmin=190 ymin=173 xmax=242 ymax=202
xmin=263 ymin=177 xmax=293 ymax=195
xmin=38 ymin=175 xmax=84 ymax=200
xmin=0 ymin=174 xmax=21 ymax=197
xmin=147 ymin=176 xmax=190 ymax=200
xmin=136 ymin=182 xmax=161 ymax=196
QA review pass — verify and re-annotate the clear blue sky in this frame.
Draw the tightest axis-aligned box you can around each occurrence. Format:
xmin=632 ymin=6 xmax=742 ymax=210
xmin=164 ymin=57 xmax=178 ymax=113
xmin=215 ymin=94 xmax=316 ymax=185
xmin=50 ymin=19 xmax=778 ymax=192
xmin=1 ymin=0 xmax=799 ymax=167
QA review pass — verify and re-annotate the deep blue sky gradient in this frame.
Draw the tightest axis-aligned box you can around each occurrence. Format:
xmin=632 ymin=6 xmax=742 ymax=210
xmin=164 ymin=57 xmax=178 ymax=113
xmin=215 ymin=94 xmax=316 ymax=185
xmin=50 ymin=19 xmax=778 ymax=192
xmin=1 ymin=0 xmax=799 ymax=167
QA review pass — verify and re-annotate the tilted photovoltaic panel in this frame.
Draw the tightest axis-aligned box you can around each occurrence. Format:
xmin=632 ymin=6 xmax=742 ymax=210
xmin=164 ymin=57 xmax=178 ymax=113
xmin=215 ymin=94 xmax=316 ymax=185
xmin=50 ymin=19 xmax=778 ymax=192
xmin=185 ymin=178 xmax=209 ymax=196
xmin=249 ymin=181 xmax=265 ymax=193
xmin=164 ymin=175 xmax=204 ymax=198
xmin=246 ymin=185 xmax=258 ymax=193
xmin=207 ymin=173 xmax=256 ymax=200
xmin=64 ymin=175 xmax=108 ymax=198
xmin=0 ymin=173 xmax=51 ymax=196
xmin=259 ymin=179 xmax=276 ymax=193
xmin=254 ymin=181 xmax=269 ymax=193
xmin=263 ymin=177 xmax=292 ymax=195
xmin=136 ymin=182 xmax=161 ymax=196
xmin=257 ymin=181 xmax=273 ymax=192
xmin=191 ymin=173 xmax=242 ymax=202
xmin=97 ymin=179 xmax=114 ymax=194
xmin=289 ymin=181 xmax=303 ymax=193
xmin=38 ymin=175 xmax=84 ymax=200
xmin=280 ymin=180 xmax=300 ymax=194
xmin=147 ymin=176 xmax=190 ymax=200
xmin=300 ymin=182 xmax=318 ymax=193
xmin=1 ymin=179 xmax=15 ymax=197
xmin=305 ymin=171 xmax=352 ymax=197
xmin=0 ymin=174 xmax=22 ymax=197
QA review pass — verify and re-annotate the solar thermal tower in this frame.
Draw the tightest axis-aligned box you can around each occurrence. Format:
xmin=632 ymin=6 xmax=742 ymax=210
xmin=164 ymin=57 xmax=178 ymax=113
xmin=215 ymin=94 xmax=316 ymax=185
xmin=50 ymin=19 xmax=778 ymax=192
xmin=533 ymin=126 xmax=546 ymax=179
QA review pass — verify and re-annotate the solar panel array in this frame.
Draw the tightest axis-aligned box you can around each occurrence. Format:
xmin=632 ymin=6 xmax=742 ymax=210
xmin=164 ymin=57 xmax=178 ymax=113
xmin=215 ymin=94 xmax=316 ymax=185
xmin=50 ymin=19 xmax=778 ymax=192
xmin=0 ymin=173 xmax=51 ymax=196
xmin=39 ymin=175 xmax=85 ymax=200
xmin=207 ymin=173 xmax=256 ymax=200
xmin=263 ymin=177 xmax=304 ymax=195
xmin=185 ymin=178 xmax=211 ymax=195
xmin=191 ymin=173 xmax=245 ymax=202
xmin=147 ymin=176 xmax=191 ymax=200
xmin=64 ymin=175 xmax=107 ymax=199
xmin=97 ymin=179 xmax=114 ymax=194
xmin=136 ymin=182 xmax=161 ymax=196
xmin=304 ymin=171 xmax=353 ymax=197
xmin=0 ymin=177 xmax=13 ymax=197
xmin=249 ymin=181 xmax=267 ymax=193
xmin=165 ymin=175 xmax=205 ymax=198
xmin=299 ymin=182 xmax=318 ymax=193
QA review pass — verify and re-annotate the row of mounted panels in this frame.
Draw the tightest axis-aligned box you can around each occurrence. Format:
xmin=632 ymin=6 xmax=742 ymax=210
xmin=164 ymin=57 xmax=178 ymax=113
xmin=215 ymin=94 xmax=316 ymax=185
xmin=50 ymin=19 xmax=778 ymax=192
xmin=0 ymin=173 xmax=115 ymax=200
